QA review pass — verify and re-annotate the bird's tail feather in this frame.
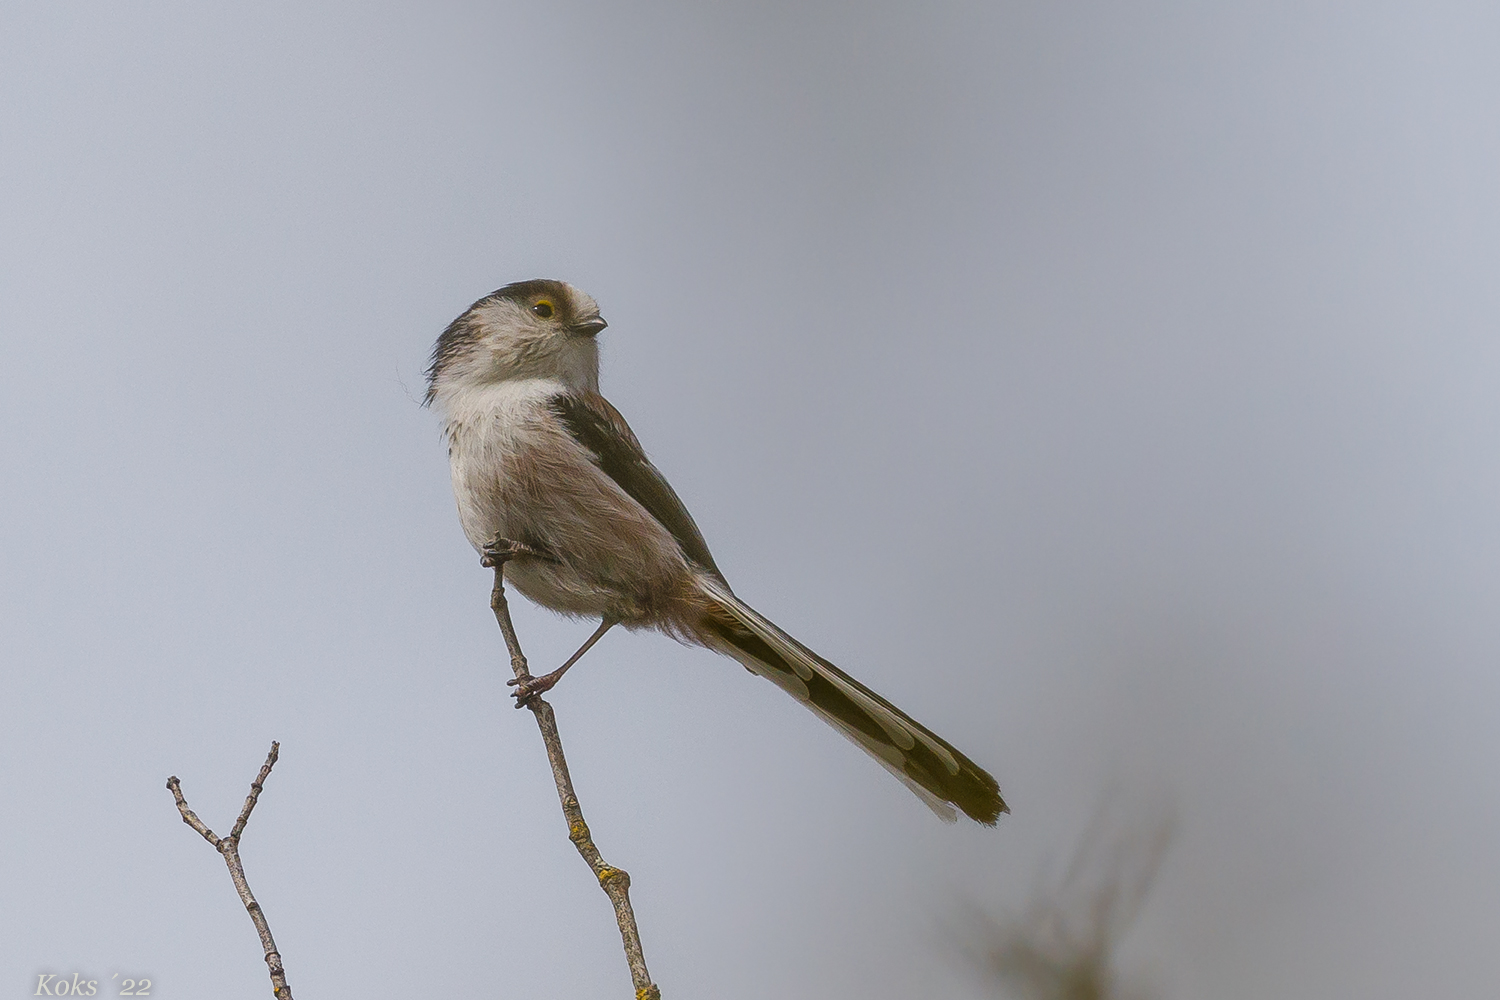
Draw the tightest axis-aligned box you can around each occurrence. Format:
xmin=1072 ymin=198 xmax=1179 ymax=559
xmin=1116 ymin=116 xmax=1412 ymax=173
xmin=693 ymin=576 xmax=1006 ymax=824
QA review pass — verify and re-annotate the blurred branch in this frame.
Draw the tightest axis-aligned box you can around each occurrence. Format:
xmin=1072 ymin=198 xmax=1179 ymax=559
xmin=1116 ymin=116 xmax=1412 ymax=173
xmin=485 ymin=543 xmax=661 ymax=1000
xmin=964 ymin=809 xmax=1173 ymax=1000
xmin=167 ymin=741 xmax=294 ymax=1000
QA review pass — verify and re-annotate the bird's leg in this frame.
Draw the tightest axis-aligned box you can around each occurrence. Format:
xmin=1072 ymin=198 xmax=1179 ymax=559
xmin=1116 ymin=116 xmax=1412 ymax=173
xmin=479 ymin=535 xmax=554 ymax=568
xmin=510 ymin=617 xmax=618 ymax=707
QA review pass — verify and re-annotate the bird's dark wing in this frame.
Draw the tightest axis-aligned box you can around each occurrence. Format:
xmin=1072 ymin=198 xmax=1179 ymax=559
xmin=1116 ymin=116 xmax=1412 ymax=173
xmin=549 ymin=390 xmax=723 ymax=578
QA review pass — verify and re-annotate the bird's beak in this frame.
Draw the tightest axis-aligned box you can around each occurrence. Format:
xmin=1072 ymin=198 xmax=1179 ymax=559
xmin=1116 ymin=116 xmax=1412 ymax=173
xmin=571 ymin=316 xmax=607 ymax=337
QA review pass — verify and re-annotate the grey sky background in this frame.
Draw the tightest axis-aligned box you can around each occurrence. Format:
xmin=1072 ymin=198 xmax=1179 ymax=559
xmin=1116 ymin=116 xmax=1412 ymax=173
xmin=3 ymin=2 xmax=1498 ymax=997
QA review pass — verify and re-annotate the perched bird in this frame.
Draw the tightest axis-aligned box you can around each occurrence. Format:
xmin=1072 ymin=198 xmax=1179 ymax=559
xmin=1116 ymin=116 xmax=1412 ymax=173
xmin=426 ymin=279 xmax=1006 ymax=824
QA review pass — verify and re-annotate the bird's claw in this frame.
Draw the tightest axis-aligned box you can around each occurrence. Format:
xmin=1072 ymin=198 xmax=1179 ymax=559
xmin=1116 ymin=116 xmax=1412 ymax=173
xmin=480 ymin=536 xmax=551 ymax=568
xmin=507 ymin=671 xmax=562 ymax=708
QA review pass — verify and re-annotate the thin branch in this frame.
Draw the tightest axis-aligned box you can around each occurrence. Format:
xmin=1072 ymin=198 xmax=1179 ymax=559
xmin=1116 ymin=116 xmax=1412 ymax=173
xmin=167 ymin=742 xmax=294 ymax=1000
xmin=960 ymin=809 xmax=1174 ymax=1000
xmin=488 ymin=554 xmax=662 ymax=1000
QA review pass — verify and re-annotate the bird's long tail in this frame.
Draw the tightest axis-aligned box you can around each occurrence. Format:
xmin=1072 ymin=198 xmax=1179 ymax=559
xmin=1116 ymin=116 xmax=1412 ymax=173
xmin=692 ymin=575 xmax=1006 ymax=824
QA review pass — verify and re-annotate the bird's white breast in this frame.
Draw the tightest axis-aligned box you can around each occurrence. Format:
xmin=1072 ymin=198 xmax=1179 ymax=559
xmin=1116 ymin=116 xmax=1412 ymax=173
xmin=440 ymin=377 xmax=564 ymax=552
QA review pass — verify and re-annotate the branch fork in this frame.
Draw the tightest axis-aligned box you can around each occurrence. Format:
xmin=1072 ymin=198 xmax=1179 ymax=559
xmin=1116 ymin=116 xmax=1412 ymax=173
xmin=167 ymin=742 xmax=293 ymax=1000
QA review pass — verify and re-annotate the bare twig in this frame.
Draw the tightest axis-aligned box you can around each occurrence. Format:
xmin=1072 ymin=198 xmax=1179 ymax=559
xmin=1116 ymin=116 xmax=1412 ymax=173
xmin=487 ymin=553 xmax=661 ymax=1000
xmin=961 ymin=809 xmax=1174 ymax=1000
xmin=167 ymin=742 xmax=294 ymax=1000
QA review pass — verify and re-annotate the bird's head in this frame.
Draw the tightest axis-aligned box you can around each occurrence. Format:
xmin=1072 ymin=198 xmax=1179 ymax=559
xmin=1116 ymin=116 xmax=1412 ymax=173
xmin=425 ymin=279 xmax=607 ymax=404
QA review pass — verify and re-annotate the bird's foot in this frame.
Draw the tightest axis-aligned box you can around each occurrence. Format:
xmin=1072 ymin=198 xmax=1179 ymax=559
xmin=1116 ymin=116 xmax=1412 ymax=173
xmin=505 ymin=618 xmax=614 ymax=707
xmin=508 ymin=668 xmax=566 ymax=708
xmin=480 ymin=536 xmax=552 ymax=568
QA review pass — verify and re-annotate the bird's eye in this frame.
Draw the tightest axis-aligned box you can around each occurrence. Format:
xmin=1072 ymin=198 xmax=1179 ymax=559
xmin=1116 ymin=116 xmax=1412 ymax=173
xmin=531 ymin=301 xmax=555 ymax=318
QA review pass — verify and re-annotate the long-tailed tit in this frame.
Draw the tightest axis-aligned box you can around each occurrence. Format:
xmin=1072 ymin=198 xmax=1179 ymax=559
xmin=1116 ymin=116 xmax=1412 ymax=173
xmin=426 ymin=279 xmax=1006 ymax=824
